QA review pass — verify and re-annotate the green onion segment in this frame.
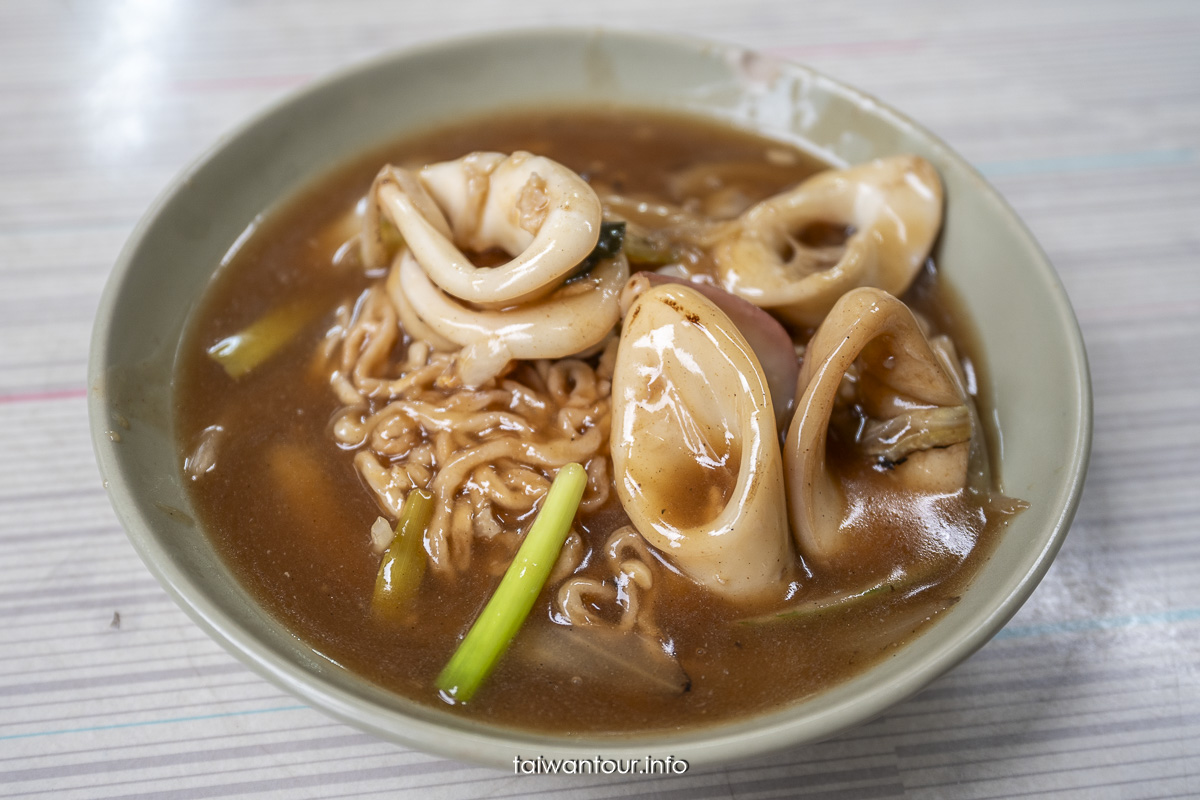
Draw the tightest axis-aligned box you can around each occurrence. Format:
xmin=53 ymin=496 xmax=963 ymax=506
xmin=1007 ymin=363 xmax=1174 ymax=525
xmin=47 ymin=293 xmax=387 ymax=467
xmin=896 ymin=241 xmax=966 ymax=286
xmin=569 ymin=221 xmax=626 ymax=280
xmin=206 ymin=298 xmax=322 ymax=379
xmin=740 ymin=581 xmax=897 ymax=625
xmin=436 ymin=462 xmax=587 ymax=703
xmin=372 ymin=489 xmax=435 ymax=620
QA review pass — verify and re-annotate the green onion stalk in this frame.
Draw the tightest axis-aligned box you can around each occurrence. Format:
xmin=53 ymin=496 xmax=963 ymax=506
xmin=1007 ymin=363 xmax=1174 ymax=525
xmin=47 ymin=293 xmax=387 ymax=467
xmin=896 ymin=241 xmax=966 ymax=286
xmin=436 ymin=462 xmax=587 ymax=703
xmin=373 ymin=489 xmax=435 ymax=620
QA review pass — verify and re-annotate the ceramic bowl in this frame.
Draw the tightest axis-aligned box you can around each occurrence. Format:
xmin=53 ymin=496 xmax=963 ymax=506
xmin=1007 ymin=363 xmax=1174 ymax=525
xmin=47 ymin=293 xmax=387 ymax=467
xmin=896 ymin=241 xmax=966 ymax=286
xmin=89 ymin=28 xmax=1091 ymax=768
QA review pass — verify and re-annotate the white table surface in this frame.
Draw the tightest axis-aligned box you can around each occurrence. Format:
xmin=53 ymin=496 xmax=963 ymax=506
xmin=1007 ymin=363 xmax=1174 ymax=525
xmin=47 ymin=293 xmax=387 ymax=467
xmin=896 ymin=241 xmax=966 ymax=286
xmin=2 ymin=1 xmax=1198 ymax=797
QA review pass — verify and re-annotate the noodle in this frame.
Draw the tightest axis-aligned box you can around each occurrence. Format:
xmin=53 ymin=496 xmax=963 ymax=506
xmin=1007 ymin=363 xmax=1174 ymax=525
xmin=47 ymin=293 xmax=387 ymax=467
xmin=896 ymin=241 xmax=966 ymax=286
xmin=555 ymin=526 xmax=658 ymax=633
xmin=329 ymin=278 xmax=614 ymax=576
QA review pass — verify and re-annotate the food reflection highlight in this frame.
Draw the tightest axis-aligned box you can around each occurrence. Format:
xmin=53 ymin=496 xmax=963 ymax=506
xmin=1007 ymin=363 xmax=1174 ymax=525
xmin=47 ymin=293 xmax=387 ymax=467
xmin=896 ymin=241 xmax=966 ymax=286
xmin=182 ymin=112 xmax=1025 ymax=732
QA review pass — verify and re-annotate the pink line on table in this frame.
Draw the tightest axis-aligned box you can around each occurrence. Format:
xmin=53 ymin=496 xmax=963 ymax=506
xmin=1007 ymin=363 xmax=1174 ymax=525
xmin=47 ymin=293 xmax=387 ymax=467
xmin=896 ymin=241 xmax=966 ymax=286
xmin=0 ymin=387 xmax=88 ymax=404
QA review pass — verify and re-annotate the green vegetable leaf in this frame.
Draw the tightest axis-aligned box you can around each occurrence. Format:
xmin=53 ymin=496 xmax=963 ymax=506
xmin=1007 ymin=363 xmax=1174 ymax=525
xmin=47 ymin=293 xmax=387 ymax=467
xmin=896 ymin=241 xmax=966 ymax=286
xmin=568 ymin=221 xmax=626 ymax=280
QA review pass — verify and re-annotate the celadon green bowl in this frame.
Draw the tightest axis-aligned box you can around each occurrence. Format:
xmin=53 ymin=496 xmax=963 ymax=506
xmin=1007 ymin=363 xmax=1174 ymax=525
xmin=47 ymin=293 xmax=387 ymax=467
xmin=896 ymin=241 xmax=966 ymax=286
xmin=88 ymin=28 xmax=1091 ymax=768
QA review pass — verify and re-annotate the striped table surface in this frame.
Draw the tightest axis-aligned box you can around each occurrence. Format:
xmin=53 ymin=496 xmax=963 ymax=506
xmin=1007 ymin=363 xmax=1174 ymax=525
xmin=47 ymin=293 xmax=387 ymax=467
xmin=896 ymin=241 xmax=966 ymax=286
xmin=2 ymin=1 xmax=1197 ymax=798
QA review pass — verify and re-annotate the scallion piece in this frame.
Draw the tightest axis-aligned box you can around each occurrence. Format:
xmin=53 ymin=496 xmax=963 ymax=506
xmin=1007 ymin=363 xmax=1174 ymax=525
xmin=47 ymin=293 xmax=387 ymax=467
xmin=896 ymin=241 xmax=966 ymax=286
xmin=623 ymin=229 xmax=676 ymax=266
xmin=739 ymin=558 xmax=951 ymax=625
xmin=373 ymin=489 xmax=435 ymax=620
xmin=206 ymin=298 xmax=321 ymax=379
xmin=739 ymin=581 xmax=897 ymax=625
xmin=436 ymin=462 xmax=587 ymax=703
xmin=568 ymin=221 xmax=626 ymax=280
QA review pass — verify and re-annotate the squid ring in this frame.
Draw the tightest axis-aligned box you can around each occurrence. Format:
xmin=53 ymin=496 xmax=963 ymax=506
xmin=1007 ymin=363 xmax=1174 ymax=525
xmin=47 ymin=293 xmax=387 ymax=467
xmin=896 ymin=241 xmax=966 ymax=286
xmin=372 ymin=152 xmax=603 ymax=307
xmin=713 ymin=155 xmax=943 ymax=327
xmin=785 ymin=287 xmax=971 ymax=565
xmin=388 ymin=249 xmax=628 ymax=387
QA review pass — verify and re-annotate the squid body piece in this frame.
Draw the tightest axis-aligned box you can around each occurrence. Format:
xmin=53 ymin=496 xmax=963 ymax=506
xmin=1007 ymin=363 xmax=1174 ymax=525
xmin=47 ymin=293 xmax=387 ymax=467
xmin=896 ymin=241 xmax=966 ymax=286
xmin=388 ymin=249 xmax=628 ymax=387
xmin=713 ymin=155 xmax=943 ymax=327
xmin=785 ymin=287 xmax=972 ymax=566
xmin=373 ymin=151 xmax=603 ymax=306
xmin=611 ymin=283 xmax=792 ymax=602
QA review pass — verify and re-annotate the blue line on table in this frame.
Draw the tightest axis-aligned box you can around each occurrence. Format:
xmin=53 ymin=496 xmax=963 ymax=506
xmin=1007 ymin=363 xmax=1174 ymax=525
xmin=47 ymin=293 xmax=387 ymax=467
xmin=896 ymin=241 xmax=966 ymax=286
xmin=996 ymin=606 xmax=1200 ymax=640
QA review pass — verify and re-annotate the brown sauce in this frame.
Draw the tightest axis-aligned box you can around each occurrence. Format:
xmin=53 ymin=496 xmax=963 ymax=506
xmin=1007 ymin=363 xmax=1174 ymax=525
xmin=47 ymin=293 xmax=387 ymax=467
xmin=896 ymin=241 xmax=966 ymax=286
xmin=175 ymin=108 xmax=1018 ymax=734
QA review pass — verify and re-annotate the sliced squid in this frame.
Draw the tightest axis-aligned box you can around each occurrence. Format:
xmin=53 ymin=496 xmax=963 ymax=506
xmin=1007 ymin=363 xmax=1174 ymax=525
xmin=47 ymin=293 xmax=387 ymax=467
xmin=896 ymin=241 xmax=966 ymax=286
xmin=712 ymin=156 xmax=943 ymax=326
xmin=611 ymin=283 xmax=792 ymax=602
xmin=623 ymin=272 xmax=800 ymax=432
xmin=784 ymin=287 xmax=972 ymax=565
xmin=368 ymin=152 xmax=603 ymax=306
xmin=388 ymin=248 xmax=628 ymax=387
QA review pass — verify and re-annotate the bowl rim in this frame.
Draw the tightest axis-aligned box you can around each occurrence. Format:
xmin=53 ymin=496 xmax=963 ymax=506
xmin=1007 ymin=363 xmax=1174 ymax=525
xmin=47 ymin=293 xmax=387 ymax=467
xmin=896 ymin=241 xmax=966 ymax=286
xmin=89 ymin=25 xmax=1093 ymax=769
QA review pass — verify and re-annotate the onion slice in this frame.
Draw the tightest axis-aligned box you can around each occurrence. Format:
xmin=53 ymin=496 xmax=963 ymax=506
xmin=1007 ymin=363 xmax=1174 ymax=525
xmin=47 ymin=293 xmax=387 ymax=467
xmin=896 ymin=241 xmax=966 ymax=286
xmin=634 ymin=272 xmax=799 ymax=431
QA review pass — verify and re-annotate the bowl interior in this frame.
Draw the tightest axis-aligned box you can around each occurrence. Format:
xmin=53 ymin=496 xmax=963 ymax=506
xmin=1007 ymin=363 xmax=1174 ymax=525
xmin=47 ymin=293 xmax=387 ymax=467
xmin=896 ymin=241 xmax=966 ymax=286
xmin=89 ymin=28 xmax=1091 ymax=767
